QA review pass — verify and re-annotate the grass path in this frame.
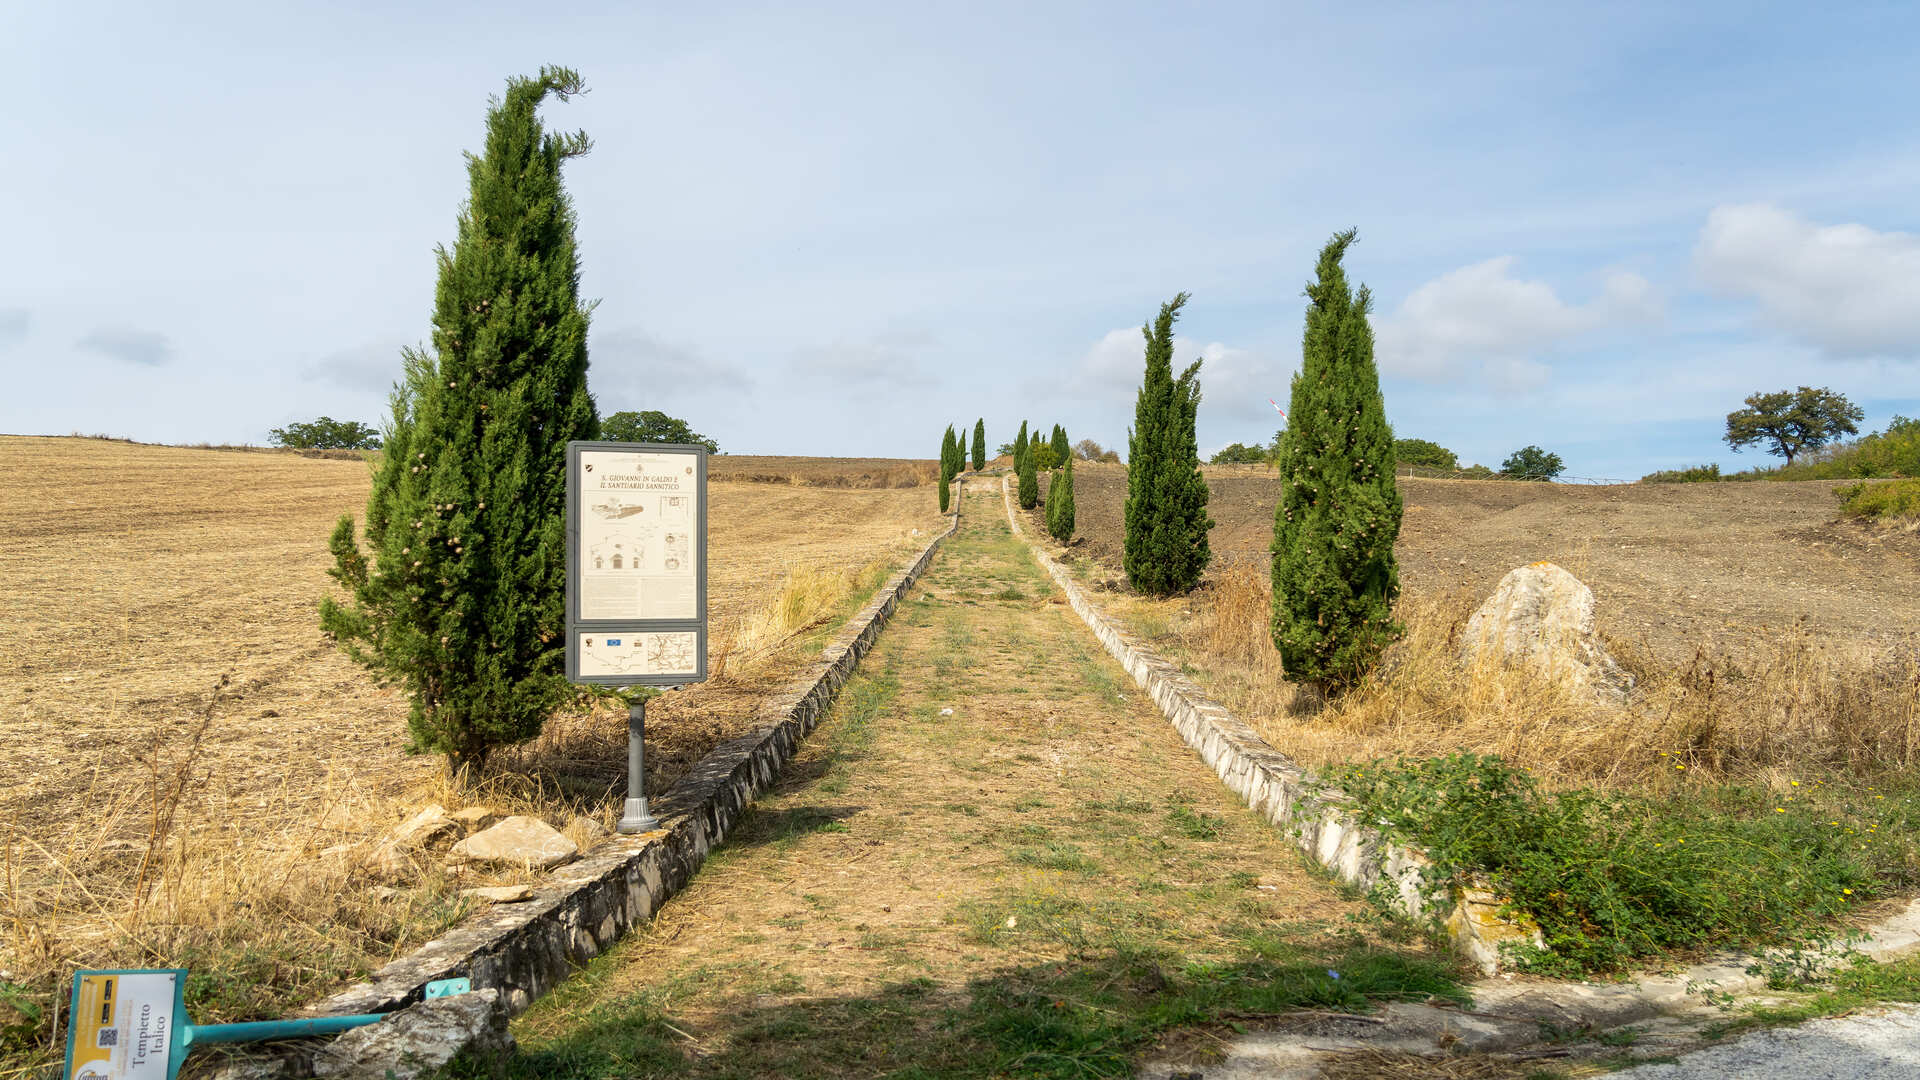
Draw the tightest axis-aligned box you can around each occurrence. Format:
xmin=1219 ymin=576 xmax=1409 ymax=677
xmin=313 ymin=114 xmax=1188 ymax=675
xmin=467 ymin=483 xmax=1461 ymax=1079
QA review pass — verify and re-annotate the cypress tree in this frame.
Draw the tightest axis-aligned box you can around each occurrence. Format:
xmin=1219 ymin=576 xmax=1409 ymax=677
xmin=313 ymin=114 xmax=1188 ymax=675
xmin=320 ymin=68 xmax=598 ymax=772
xmin=1017 ymin=422 xmax=1040 ymax=509
xmin=1046 ymin=453 xmax=1077 ymax=542
xmin=941 ymin=425 xmax=958 ymax=482
xmin=1123 ymin=293 xmax=1211 ymax=594
xmin=1014 ymin=420 xmax=1029 ymax=474
xmin=971 ymin=418 xmax=986 ymax=471
xmin=1271 ymin=229 xmax=1402 ymax=694
xmin=938 ymin=463 xmax=951 ymax=512
xmin=1051 ymin=424 xmax=1069 ymax=465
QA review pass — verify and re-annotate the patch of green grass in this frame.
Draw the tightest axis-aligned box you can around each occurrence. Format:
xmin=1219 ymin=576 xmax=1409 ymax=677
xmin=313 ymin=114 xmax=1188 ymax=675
xmin=1165 ymin=806 xmax=1225 ymax=841
xmin=1710 ymin=953 xmax=1920 ymax=1038
xmin=1330 ymin=753 xmax=1877 ymax=976
xmin=1010 ymin=843 xmax=1101 ymax=874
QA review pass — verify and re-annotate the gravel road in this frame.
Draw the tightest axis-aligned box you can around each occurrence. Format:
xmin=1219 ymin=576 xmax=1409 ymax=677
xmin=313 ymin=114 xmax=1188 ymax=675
xmin=1612 ymin=1004 xmax=1920 ymax=1079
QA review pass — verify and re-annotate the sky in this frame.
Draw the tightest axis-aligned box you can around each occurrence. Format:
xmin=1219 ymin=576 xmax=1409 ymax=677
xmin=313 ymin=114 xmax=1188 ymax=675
xmin=4 ymin=1 xmax=1919 ymax=480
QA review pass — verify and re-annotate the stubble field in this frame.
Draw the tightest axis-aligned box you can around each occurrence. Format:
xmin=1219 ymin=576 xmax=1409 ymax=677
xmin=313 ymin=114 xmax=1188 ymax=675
xmin=1057 ymin=461 xmax=1920 ymax=665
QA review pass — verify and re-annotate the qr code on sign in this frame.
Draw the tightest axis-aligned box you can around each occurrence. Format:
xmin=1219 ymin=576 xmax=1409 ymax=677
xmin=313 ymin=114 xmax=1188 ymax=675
xmin=96 ymin=1029 xmax=118 ymax=1048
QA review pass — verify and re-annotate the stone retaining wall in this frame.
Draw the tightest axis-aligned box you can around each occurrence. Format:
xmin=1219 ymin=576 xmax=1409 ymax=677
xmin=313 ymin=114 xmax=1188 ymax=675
xmin=998 ymin=477 xmax=1533 ymax=973
xmin=219 ymin=482 xmax=965 ymax=1076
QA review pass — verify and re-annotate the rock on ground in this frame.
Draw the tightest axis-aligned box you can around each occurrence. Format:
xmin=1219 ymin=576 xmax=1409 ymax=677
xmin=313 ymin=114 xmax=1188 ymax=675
xmin=1460 ymin=561 xmax=1634 ymax=704
xmin=310 ymin=988 xmax=513 ymax=1080
xmin=450 ymin=815 xmax=579 ymax=870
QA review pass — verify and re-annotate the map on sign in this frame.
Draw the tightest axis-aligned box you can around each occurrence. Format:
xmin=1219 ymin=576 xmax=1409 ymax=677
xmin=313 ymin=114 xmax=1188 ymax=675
xmin=577 ymin=631 xmax=699 ymax=679
xmin=577 ymin=451 xmax=699 ymax=621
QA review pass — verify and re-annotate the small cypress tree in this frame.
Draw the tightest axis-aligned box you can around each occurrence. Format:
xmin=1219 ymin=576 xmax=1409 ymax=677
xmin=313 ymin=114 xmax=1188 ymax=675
xmin=1123 ymin=293 xmax=1211 ymax=594
xmin=1271 ymin=229 xmax=1402 ymax=694
xmin=940 ymin=425 xmax=957 ymax=482
xmin=971 ymin=418 xmax=986 ymax=471
xmin=1051 ymin=424 xmax=1069 ymax=466
xmin=1046 ymin=453 xmax=1076 ymax=541
xmin=1018 ymin=447 xmax=1039 ymax=509
xmin=938 ymin=463 xmax=951 ymax=512
xmin=320 ymin=67 xmax=598 ymax=772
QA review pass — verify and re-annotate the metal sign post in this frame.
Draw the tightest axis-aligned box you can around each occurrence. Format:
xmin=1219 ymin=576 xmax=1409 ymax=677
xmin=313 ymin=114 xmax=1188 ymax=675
xmin=564 ymin=441 xmax=709 ymax=834
xmin=63 ymin=969 xmax=469 ymax=1080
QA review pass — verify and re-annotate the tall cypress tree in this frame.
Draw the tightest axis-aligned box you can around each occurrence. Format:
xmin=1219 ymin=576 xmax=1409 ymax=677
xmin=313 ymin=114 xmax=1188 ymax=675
xmin=321 ymin=68 xmax=598 ymax=772
xmin=971 ymin=418 xmax=986 ymax=471
xmin=940 ymin=425 xmax=957 ymax=482
xmin=1123 ymin=293 xmax=1211 ymax=594
xmin=1013 ymin=420 xmax=1029 ymax=474
xmin=1046 ymin=452 xmax=1076 ymax=542
xmin=1272 ymin=229 xmax=1402 ymax=693
xmin=1051 ymin=424 xmax=1069 ymax=465
xmin=1015 ymin=421 xmax=1039 ymax=508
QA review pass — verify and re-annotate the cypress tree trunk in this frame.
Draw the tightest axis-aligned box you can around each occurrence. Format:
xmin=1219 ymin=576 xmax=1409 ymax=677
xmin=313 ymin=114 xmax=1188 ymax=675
xmin=1124 ymin=293 xmax=1211 ymax=594
xmin=972 ymin=419 xmax=986 ymax=471
xmin=1271 ymin=229 xmax=1402 ymax=694
xmin=320 ymin=67 xmax=598 ymax=773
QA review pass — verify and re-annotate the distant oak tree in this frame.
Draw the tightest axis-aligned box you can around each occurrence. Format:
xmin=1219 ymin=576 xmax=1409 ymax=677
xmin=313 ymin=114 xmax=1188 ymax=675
xmin=601 ymin=409 xmax=719 ymax=454
xmin=270 ymin=417 xmax=382 ymax=450
xmin=1724 ymin=386 xmax=1864 ymax=467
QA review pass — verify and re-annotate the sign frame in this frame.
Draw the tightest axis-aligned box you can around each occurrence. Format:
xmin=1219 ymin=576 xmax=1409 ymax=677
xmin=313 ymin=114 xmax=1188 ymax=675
xmin=564 ymin=440 xmax=709 ymax=687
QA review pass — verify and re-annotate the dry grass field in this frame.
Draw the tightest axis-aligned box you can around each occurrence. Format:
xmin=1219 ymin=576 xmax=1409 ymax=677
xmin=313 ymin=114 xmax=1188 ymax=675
xmin=1030 ymin=465 xmax=1920 ymax=793
xmin=0 ymin=436 xmax=944 ymax=1057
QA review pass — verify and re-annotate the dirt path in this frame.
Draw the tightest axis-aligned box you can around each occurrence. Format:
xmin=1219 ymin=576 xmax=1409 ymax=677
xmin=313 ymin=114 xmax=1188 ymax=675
xmin=489 ymin=481 xmax=1461 ymax=1079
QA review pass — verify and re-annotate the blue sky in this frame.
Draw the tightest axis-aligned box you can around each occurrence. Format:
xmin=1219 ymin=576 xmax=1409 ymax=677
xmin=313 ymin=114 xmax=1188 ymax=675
xmin=4 ymin=2 xmax=1919 ymax=479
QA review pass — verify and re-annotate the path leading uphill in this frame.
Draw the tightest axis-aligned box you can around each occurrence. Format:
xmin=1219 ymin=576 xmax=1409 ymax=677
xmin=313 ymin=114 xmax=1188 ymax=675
xmin=474 ymin=481 xmax=1461 ymax=1079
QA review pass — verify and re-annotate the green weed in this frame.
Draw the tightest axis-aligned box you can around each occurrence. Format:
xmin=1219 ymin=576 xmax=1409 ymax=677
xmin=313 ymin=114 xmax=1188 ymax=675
xmin=1330 ymin=753 xmax=1874 ymax=975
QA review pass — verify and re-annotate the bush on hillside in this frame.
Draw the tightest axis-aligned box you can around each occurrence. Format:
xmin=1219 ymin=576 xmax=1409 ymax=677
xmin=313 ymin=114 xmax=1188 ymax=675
xmin=1210 ymin=442 xmax=1270 ymax=465
xmin=1641 ymin=464 xmax=1722 ymax=483
xmin=1838 ymin=478 xmax=1920 ymax=520
xmin=1393 ymin=438 xmax=1458 ymax=471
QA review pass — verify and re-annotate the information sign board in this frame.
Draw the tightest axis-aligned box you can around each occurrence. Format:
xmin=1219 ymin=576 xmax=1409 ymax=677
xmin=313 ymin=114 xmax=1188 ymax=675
xmin=64 ymin=968 xmax=184 ymax=1080
xmin=565 ymin=442 xmax=708 ymax=686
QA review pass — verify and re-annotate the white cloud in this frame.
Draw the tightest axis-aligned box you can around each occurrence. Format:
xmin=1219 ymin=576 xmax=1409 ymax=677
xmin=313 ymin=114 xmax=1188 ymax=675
xmin=1694 ymin=203 xmax=1920 ymax=358
xmin=0 ymin=308 xmax=27 ymax=348
xmin=1062 ymin=328 xmax=1282 ymax=422
xmin=76 ymin=326 xmax=172 ymax=367
xmin=303 ymin=341 xmax=407 ymax=391
xmin=591 ymin=327 xmax=753 ymax=405
xmin=1374 ymin=256 xmax=1660 ymax=384
xmin=791 ymin=332 xmax=936 ymax=392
